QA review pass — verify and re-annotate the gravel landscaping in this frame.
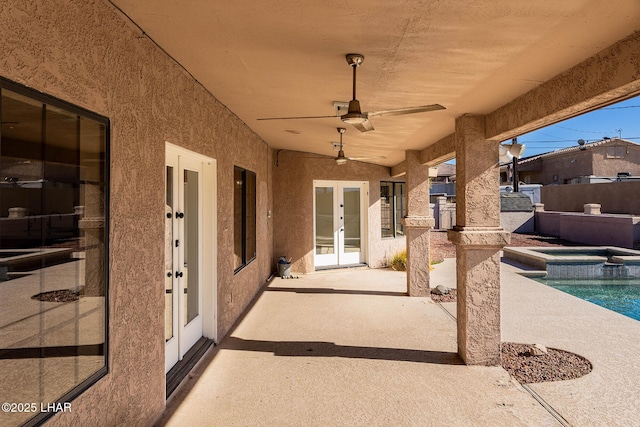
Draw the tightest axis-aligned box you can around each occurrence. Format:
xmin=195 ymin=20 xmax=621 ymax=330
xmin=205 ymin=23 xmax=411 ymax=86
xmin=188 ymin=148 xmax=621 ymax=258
xmin=501 ymin=342 xmax=592 ymax=384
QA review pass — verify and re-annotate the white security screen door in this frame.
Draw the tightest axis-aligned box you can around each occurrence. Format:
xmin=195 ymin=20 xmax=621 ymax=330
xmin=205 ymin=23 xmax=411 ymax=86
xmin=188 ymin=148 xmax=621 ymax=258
xmin=165 ymin=146 xmax=216 ymax=374
xmin=314 ymin=180 xmax=367 ymax=268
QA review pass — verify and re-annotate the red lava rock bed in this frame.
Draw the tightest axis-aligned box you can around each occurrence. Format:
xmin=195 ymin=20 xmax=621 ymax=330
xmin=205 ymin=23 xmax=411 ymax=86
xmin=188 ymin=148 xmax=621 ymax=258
xmin=501 ymin=342 xmax=592 ymax=384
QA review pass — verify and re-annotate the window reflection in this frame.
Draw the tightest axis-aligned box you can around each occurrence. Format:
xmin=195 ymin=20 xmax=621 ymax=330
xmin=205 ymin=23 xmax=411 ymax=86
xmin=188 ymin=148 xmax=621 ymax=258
xmin=233 ymin=166 xmax=256 ymax=272
xmin=380 ymin=181 xmax=406 ymax=238
xmin=0 ymin=82 xmax=108 ymax=427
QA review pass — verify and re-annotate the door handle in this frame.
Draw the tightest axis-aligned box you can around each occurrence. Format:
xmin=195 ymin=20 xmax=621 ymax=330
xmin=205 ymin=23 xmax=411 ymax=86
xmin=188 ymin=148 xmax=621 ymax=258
xmin=176 ymin=271 xmax=183 ymax=278
xmin=176 ymin=212 xmax=184 ymax=218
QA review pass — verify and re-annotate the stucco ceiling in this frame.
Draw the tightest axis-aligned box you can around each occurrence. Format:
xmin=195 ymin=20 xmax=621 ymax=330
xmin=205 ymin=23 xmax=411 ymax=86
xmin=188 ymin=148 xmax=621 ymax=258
xmin=110 ymin=0 xmax=640 ymax=166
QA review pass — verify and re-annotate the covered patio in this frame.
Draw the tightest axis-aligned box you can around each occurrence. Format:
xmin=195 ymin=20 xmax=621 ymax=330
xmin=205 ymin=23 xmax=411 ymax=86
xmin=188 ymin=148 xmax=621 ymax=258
xmin=158 ymin=262 xmax=640 ymax=426
xmin=148 ymin=0 xmax=640 ymax=365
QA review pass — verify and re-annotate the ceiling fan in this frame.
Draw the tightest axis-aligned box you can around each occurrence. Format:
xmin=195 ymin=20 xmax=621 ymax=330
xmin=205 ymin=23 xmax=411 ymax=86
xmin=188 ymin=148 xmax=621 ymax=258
xmin=257 ymin=53 xmax=445 ymax=132
xmin=333 ymin=127 xmax=385 ymax=165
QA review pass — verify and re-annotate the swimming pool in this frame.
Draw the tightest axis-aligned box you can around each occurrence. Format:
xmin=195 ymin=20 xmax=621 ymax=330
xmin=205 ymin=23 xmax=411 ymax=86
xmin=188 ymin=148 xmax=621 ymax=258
xmin=534 ymin=278 xmax=640 ymax=321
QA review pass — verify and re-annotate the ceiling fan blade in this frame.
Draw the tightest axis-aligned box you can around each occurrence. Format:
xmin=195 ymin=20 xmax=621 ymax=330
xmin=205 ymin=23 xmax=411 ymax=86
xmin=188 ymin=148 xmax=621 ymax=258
xmin=367 ymin=104 xmax=445 ymax=118
xmin=347 ymin=155 xmax=387 ymax=160
xmin=349 ymin=119 xmax=374 ymax=132
xmin=257 ymin=115 xmax=338 ymax=121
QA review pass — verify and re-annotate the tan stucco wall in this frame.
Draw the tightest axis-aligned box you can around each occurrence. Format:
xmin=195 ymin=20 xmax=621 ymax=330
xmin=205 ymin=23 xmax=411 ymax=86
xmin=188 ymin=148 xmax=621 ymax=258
xmin=542 ymin=151 xmax=593 ymax=184
xmin=273 ymin=150 xmax=406 ymax=274
xmin=0 ymin=1 xmax=273 ymax=426
xmin=536 ymin=211 xmax=640 ymax=248
xmin=541 ymin=181 xmax=640 ymax=214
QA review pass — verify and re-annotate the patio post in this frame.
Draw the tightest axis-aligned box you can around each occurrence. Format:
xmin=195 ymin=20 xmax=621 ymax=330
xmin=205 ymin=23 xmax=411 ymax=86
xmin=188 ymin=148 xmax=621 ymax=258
xmin=402 ymin=150 xmax=434 ymax=296
xmin=447 ymin=114 xmax=510 ymax=365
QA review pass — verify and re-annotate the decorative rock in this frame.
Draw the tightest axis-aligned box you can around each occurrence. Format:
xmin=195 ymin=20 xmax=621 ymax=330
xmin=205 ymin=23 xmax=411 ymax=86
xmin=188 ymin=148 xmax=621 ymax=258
xmin=528 ymin=343 xmax=548 ymax=356
xmin=431 ymin=285 xmax=451 ymax=295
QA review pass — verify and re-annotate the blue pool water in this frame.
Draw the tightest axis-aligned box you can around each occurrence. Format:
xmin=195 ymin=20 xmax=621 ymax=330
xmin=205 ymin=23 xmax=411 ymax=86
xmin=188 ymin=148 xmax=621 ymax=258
xmin=535 ymin=278 xmax=640 ymax=321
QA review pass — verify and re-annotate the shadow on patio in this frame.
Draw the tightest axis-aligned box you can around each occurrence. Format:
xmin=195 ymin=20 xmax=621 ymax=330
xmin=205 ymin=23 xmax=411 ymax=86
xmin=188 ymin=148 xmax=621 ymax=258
xmin=157 ymin=266 xmax=558 ymax=426
xmin=265 ymin=286 xmax=407 ymax=297
xmin=223 ymin=337 xmax=462 ymax=365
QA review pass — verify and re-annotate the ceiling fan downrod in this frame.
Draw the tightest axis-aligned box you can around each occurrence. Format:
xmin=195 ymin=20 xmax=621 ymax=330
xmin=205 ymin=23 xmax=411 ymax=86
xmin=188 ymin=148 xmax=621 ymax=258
xmin=343 ymin=54 xmax=367 ymax=125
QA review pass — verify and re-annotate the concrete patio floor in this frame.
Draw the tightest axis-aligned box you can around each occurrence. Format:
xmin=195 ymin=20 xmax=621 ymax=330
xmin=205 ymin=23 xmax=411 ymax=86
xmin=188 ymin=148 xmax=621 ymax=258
xmin=157 ymin=258 xmax=640 ymax=426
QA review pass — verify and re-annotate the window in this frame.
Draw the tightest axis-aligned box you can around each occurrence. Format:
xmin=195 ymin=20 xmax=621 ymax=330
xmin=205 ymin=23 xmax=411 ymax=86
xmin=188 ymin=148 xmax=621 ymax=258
xmin=0 ymin=77 xmax=109 ymax=426
xmin=606 ymin=146 xmax=625 ymax=159
xmin=234 ymin=166 xmax=256 ymax=272
xmin=380 ymin=181 xmax=406 ymax=238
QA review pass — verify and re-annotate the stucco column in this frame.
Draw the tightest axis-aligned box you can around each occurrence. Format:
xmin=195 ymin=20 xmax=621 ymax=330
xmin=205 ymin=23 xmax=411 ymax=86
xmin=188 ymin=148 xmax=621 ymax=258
xmin=402 ymin=150 xmax=434 ymax=296
xmin=447 ymin=115 xmax=510 ymax=366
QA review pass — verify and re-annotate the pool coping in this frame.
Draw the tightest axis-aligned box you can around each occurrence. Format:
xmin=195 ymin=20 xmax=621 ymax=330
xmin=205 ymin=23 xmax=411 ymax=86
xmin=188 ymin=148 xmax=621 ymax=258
xmin=503 ymin=246 xmax=640 ymax=270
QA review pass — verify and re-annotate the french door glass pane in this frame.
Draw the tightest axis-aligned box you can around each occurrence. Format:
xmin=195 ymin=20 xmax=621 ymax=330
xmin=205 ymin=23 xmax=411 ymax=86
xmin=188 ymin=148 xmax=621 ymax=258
xmin=343 ymin=187 xmax=360 ymax=253
xmin=165 ymin=166 xmax=174 ymax=341
xmin=184 ymin=169 xmax=199 ymax=325
xmin=315 ymin=187 xmax=334 ymax=254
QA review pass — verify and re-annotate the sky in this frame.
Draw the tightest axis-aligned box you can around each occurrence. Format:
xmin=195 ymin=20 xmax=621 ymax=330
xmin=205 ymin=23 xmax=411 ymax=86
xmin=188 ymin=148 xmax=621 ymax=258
xmin=511 ymin=95 xmax=640 ymax=158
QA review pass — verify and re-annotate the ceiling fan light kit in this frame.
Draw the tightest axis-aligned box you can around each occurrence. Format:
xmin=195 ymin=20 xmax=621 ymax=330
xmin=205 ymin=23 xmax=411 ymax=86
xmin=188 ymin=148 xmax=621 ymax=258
xmin=341 ymin=100 xmax=368 ymax=125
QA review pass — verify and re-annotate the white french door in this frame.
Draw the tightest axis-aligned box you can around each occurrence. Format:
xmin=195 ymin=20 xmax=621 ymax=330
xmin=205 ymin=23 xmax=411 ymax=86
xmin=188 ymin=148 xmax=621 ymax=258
xmin=165 ymin=145 xmax=216 ymax=374
xmin=314 ymin=180 xmax=367 ymax=268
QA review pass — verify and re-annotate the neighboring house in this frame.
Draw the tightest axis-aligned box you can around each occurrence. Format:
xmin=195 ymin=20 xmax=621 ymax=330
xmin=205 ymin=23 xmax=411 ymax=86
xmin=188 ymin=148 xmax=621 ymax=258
xmin=500 ymin=138 xmax=640 ymax=185
xmin=430 ymin=163 xmax=456 ymax=201
xmin=432 ymin=163 xmax=456 ymax=184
